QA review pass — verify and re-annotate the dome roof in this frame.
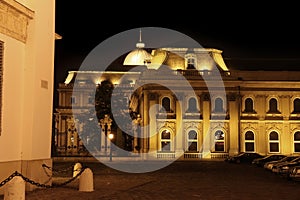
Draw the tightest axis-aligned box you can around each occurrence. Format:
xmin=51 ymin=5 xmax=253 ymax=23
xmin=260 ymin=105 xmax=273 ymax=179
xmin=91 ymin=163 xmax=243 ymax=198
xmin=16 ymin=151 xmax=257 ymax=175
xmin=123 ymin=48 xmax=152 ymax=66
xmin=123 ymin=28 xmax=152 ymax=66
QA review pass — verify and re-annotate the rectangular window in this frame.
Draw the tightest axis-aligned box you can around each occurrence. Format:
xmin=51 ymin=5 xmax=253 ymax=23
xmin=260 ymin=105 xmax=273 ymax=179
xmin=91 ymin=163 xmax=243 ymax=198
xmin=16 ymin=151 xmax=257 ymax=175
xmin=270 ymin=143 xmax=279 ymax=152
xmin=88 ymin=96 xmax=94 ymax=104
xmin=188 ymin=142 xmax=197 ymax=151
xmin=215 ymin=142 xmax=224 ymax=151
xmin=295 ymin=143 xmax=300 ymax=152
xmin=71 ymin=96 xmax=76 ymax=104
xmin=0 ymin=41 xmax=3 ymax=135
xmin=161 ymin=141 xmax=170 ymax=151
xmin=245 ymin=142 xmax=254 ymax=152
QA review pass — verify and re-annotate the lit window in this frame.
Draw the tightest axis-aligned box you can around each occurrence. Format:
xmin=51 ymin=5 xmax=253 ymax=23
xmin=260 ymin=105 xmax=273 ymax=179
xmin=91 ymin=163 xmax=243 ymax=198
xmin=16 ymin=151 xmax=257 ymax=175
xmin=269 ymin=131 xmax=279 ymax=153
xmin=187 ymin=130 xmax=198 ymax=151
xmin=245 ymin=131 xmax=255 ymax=152
xmin=294 ymin=131 xmax=300 ymax=153
xmin=161 ymin=130 xmax=171 ymax=151
xmin=214 ymin=130 xmax=225 ymax=152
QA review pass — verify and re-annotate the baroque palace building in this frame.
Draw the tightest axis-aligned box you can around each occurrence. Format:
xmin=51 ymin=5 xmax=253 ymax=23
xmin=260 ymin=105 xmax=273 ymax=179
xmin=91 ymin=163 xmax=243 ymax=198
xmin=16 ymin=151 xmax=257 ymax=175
xmin=54 ymin=35 xmax=300 ymax=160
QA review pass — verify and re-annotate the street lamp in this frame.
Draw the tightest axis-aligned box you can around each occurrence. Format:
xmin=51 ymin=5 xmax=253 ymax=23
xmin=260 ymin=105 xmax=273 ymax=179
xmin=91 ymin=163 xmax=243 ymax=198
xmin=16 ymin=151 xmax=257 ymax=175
xmin=108 ymin=133 xmax=114 ymax=161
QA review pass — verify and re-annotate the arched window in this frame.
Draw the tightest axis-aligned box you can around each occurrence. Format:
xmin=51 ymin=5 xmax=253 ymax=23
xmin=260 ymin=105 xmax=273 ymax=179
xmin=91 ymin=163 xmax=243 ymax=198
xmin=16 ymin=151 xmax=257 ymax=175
xmin=214 ymin=130 xmax=225 ymax=152
xmin=187 ymin=97 xmax=197 ymax=112
xmin=187 ymin=130 xmax=198 ymax=151
xmin=162 ymin=97 xmax=171 ymax=112
xmin=161 ymin=130 xmax=171 ymax=151
xmin=268 ymin=98 xmax=279 ymax=113
xmin=244 ymin=98 xmax=254 ymax=113
xmin=293 ymin=98 xmax=300 ymax=113
xmin=215 ymin=98 xmax=223 ymax=113
xmin=245 ymin=131 xmax=255 ymax=152
xmin=269 ymin=131 xmax=279 ymax=153
xmin=294 ymin=131 xmax=300 ymax=153
xmin=187 ymin=58 xmax=196 ymax=69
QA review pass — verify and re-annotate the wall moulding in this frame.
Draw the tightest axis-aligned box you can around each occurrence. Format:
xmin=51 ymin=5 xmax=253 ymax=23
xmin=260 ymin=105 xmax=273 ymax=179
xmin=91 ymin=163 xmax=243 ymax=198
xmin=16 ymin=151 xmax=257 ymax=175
xmin=0 ymin=0 xmax=34 ymax=43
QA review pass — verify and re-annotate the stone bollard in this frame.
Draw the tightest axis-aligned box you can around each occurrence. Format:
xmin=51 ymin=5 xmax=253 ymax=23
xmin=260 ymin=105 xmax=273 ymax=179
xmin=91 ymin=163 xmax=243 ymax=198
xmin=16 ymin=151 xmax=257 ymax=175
xmin=73 ymin=162 xmax=82 ymax=178
xmin=79 ymin=168 xmax=94 ymax=192
xmin=4 ymin=176 xmax=25 ymax=200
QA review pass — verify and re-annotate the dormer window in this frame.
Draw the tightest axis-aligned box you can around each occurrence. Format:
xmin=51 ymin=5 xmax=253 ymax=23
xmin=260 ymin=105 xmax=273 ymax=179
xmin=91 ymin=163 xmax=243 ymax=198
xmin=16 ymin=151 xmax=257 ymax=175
xmin=185 ymin=54 xmax=197 ymax=70
xmin=187 ymin=58 xmax=196 ymax=69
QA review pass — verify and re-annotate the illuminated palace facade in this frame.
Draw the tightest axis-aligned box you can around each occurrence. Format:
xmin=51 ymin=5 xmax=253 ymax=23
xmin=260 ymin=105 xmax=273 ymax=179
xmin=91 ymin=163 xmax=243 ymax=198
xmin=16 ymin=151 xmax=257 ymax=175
xmin=54 ymin=46 xmax=300 ymax=159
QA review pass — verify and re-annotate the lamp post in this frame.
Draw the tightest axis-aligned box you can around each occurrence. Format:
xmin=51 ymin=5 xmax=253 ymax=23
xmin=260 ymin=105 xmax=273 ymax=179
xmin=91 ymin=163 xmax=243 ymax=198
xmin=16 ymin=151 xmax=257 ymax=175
xmin=108 ymin=133 xmax=114 ymax=161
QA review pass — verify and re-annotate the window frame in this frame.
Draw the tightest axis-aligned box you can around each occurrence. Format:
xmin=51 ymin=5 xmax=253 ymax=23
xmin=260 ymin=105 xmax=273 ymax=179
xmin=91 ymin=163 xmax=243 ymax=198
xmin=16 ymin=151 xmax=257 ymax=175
xmin=187 ymin=130 xmax=198 ymax=152
xmin=294 ymin=131 xmax=300 ymax=153
xmin=293 ymin=98 xmax=300 ymax=113
xmin=186 ymin=97 xmax=198 ymax=113
xmin=244 ymin=131 xmax=255 ymax=152
xmin=269 ymin=131 xmax=280 ymax=153
xmin=185 ymin=53 xmax=197 ymax=70
xmin=244 ymin=97 xmax=254 ymax=113
xmin=160 ymin=129 xmax=172 ymax=152
xmin=214 ymin=130 xmax=225 ymax=152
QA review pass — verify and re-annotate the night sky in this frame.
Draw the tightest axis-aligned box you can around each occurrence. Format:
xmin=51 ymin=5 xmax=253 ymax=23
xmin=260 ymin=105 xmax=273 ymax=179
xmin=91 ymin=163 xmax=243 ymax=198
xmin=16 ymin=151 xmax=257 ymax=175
xmin=54 ymin=2 xmax=300 ymax=85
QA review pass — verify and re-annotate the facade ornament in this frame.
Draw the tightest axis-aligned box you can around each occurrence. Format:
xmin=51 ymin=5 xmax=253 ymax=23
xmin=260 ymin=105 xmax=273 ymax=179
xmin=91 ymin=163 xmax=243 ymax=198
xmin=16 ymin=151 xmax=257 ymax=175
xmin=184 ymin=121 xmax=202 ymax=133
xmin=290 ymin=123 xmax=300 ymax=134
xmin=157 ymin=120 xmax=176 ymax=133
xmin=0 ymin=1 xmax=34 ymax=43
xmin=266 ymin=122 xmax=282 ymax=132
xmin=241 ymin=122 xmax=258 ymax=131
xmin=210 ymin=121 xmax=229 ymax=132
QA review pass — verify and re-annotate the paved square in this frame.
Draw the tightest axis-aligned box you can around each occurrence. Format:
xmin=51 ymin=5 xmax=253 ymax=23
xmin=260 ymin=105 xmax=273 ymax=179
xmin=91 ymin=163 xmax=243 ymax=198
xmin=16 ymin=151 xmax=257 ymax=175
xmin=1 ymin=160 xmax=300 ymax=199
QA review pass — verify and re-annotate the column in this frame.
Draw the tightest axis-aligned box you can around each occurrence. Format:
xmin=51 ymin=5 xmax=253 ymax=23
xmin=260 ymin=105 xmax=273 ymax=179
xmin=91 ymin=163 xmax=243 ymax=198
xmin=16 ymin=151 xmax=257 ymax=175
xmin=142 ymin=91 xmax=149 ymax=153
xmin=229 ymin=95 xmax=239 ymax=155
xmin=133 ymin=114 xmax=142 ymax=153
xmin=149 ymin=93 xmax=158 ymax=153
xmin=175 ymin=93 xmax=183 ymax=155
xmin=202 ymin=93 xmax=211 ymax=158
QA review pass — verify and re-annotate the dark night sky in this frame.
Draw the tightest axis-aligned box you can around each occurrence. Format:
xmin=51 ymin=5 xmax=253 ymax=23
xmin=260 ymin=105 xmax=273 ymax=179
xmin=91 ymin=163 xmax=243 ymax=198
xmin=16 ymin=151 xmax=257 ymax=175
xmin=54 ymin=2 xmax=300 ymax=85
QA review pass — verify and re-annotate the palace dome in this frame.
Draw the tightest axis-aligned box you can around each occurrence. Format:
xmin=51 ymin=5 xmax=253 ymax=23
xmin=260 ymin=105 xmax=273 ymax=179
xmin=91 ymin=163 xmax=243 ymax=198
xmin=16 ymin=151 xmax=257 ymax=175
xmin=123 ymin=29 xmax=152 ymax=66
xmin=123 ymin=48 xmax=152 ymax=66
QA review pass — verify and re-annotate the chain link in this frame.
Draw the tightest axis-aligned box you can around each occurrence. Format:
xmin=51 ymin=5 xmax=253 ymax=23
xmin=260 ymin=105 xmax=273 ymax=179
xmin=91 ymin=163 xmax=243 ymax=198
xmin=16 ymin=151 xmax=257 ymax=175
xmin=0 ymin=166 xmax=87 ymax=188
xmin=42 ymin=163 xmax=75 ymax=174
xmin=52 ymin=167 xmax=86 ymax=187
xmin=0 ymin=171 xmax=18 ymax=188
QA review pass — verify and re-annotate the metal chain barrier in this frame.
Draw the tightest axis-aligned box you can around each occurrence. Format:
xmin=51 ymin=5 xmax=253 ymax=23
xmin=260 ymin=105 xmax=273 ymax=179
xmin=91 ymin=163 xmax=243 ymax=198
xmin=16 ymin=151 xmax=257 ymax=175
xmin=0 ymin=171 xmax=19 ymax=188
xmin=42 ymin=163 xmax=75 ymax=175
xmin=0 ymin=166 xmax=87 ymax=188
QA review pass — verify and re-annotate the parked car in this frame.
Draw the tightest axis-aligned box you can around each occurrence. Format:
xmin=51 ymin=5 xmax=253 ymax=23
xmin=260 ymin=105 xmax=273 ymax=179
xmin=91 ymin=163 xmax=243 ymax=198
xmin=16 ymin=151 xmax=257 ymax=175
xmin=272 ymin=156 xmax=300 ymax=175
xmin=225 ymin=152 xmax=264 ymax=164
xmin=264 ymin=155 xmax=299 ymax=171
xmin=252 ymin=154 xmax=286 ymax=167
xmin=287 ymin=165 xmax=300 ymax=181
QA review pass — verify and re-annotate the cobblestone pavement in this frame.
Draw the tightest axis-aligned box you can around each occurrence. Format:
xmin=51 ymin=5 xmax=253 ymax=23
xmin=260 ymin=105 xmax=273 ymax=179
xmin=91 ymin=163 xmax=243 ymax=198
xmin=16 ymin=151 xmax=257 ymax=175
xmin=1 ymin=159 xmax=300 ymax=200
